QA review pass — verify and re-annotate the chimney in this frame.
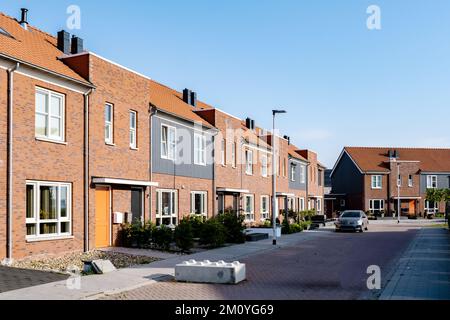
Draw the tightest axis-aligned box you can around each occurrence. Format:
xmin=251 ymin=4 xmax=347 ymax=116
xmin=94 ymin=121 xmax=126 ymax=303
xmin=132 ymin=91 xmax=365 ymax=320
xmin=388 ymin=150 xmax=393 ymax=159
xmin=57 ymin=30 xmax=71 ymax=54
xmin=250 ymin=120 xmax=255 ymax=130
xmin=19 ymin=8 xmax=29 ymax=30
xmin=71 ymin=35 xmax=84 ymax=54
xmin=393 ymin=150 xmax=399 ymax=159
xmin=284 ymin=135 xmax=290 ymax=145
xmin=190 ymin=91 xmax=197 ymax=107
xmin=245 ymin=118 xmax=252 ymax=129
xmin=183 ymin=89 xmax=192 ymax=105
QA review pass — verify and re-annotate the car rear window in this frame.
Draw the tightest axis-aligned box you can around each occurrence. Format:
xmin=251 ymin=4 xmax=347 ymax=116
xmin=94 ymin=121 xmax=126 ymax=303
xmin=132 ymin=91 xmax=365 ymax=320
xmin=341 ymin=212 xmax=361 ymax=218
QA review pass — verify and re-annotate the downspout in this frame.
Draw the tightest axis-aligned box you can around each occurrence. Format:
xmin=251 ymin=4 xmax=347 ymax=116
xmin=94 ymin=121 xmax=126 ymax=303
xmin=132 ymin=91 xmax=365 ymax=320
xmin=6 ymin=62 xmax=19 ymax=262
xmin=305 ymin=162 xmax=311 ymax=211
xmin=149 ymin=105 xmax=157 ymax=221
xmin=83 ymin=88 xmax=94 ymax=252
xmin=211 ymin=130 xmax=219 ymax=216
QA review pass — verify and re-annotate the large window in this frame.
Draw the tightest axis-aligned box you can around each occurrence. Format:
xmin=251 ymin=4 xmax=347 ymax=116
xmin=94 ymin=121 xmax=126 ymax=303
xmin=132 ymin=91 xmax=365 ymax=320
xmin=244 ymin=194 xmax=254 ymax=221
xmin=194 ymin=133 xmax=206 ymax=165
xmin=129 ymin=110 xmax=137 ymax=148
xmin=156 ymin=189 xmax=177 ymax=226
xmin=260 ymin=196 xmax=270 ymax=220
xmin=26 ymin=181 xmax=71 ymax=239
xmin=317 ymin=198 xmax=321 ymax=213
xmin=246 ymin=150 xmax=253 ymax=175
xmin=288 ymin=197 xmax=295 ymax=211
xmin=104 ymin=103 xmax=113 ymax=144
xmin=371 ymin=175 xmax=382 ymax=189
xmin=231 ymin=142 xmax=237 ymax=168
xmin=191 ymin=191 xmax=207 ymax=216
xmin=369 ymin=199 xmax=385 ymax=214
xmin=425 ymin=200 xmax=438 ymax=214
xmin=221 ymin=139 xmax=226 ymax=166
xmin=261 ymin=155 xmax=268 ymax=177
xmin=426 ymin=175 xmax=437 ymax=189
xmin=300 ymin=165 xmax=306 ymax=183
xmin=291 ymin=164 xmax=296 ymax=182
xmin=299 ymin=197 xmax=305 ymax=211
xmin=35 ymin=88 xmax=65 ymax=142
xmin=161 ymin=125 xmax=176 ymax=160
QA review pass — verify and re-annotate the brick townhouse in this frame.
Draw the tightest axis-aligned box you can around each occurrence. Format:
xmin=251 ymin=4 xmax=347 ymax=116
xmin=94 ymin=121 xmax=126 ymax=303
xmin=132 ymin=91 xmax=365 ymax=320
xmin=0 ymin=9 xmax=327 ymax=260
xmin=329 ymin=147 xmax=450 ymax=217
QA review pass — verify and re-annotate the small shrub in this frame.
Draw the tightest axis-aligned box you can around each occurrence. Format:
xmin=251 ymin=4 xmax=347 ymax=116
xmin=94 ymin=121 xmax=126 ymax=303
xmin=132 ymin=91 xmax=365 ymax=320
xmin=217 ymin=212 xmax=246 ymax=244
xmin=174 ymin=218 xmax=194 ymax=252
xmin=200 ymin=218 xmax=226 ymax=248
xmin=262 ymin=219 xmax=272 ymax=228
xmin=299 ymin=220 xmax=311 ymax=230
xmin=289 ymin=223 xmax=303 ymax=233
xmin=152 ymin=225 xmax=173 ymax=251
xmin=187 ymin=215 xmax=205 ymax=238
xmin=281 ymin=219 xmax=291 ymax=234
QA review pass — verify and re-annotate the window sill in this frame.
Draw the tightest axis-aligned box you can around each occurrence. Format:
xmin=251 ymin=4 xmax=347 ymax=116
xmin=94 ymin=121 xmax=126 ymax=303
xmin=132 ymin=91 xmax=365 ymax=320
xmin=35 ymin=137 xmax=67 ymax=145
xmin=130 ymin=147 xmax=139 ymax=151
xmin=105 ymin=142 xmax=116 ymax=147
xmin=26 ymin=235 xmax=74 ymax=243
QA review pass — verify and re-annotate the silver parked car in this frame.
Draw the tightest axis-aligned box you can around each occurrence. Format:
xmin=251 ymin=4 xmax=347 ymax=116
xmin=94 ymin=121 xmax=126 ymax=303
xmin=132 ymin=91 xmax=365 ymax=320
xmin=335 ymin=210 xmax=369 ymax=232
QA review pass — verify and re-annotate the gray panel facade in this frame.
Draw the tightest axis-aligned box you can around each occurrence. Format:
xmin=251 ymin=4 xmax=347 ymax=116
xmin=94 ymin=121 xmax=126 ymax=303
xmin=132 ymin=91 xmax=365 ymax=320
xmin=288 ymin=158 xmax=307 ymax=190
xmin=331 ymin=152 xmax=363 ymax=194
xmin=152 ymin=113 xmax=214 ymax=180
xmin=420 ymin=173 xmax=450 ymax=193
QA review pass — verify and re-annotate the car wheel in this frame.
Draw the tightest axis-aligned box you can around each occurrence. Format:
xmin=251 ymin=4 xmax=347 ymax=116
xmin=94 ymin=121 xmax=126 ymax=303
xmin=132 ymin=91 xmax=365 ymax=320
xmin=360 ymin=227 xmax=364 ymax=233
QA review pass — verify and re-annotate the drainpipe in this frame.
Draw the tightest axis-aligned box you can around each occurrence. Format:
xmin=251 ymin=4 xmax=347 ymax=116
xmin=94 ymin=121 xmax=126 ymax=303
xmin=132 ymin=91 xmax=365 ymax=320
xmin=83 ymin=88 xmax=94 ymax=252
xmin=149 ymin=105 xmax=157 ymax=221
xmin=6 ymin=62 xmax=19 ymax=262
xmin=305 ymin=162 xmax=311 ymax=211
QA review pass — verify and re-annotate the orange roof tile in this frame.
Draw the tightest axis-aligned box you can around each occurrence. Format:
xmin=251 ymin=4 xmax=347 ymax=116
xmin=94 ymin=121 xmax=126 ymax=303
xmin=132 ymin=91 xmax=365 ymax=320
xmin=149 ymin=80 xmax=215 ymax=128
xmin=345 ymin=147 xmax=450 ymax=173
xmin=0 ymin=12 xmax=91 ymax=85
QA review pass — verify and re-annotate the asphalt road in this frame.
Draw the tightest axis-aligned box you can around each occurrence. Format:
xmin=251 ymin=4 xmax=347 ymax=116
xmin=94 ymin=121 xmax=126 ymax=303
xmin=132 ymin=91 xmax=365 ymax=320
xmin=105 ymin=223 xmax=420 ymax=300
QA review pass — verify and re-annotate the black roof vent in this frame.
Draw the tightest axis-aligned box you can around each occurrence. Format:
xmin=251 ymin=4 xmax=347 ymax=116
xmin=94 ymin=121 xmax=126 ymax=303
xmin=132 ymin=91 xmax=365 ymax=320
xmin=183 ymin=88 xmax=192 ymax=105
xmin=57 ymin=30 xmax=71 ymax=54
xmin=245 ymin=118 xmax=252 ymax=129
xmin=71 ymin=35 xmax=84 ymax=54
xmin=284 ymin=135 xmax=290 ymax=144
xmin=393 ymin=150 xmax=399 ymax=159
xmin=190 ymin=91 xmax=197 ymax=107
xmin=19 ymin=8 xmax=28 ymax=30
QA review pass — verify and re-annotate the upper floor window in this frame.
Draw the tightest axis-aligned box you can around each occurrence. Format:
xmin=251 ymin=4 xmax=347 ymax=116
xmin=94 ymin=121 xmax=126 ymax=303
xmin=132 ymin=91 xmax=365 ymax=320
xmin=35 ymin=88 xmax=65 ymax=142
xmin=300 ymin=165 xmax=306 ymax=183
xmin=231 ymin=142 xmax=237 ymax=168
xmin=290 ymin=164 xmax=296 ymax=181
xmin=283 ymin=158 xmax=287 ymax=177
xmin=221 ymin=139 xmax=226 ymax=166
xmin=194 ymin=133 xmax=206 ymax=165
xmin=246 ymin=150 xmax=253 ymax=175
xmin=426 ymin=175 xmax=437 ymax=189
xmin=161 ymin=125 xmax=176 ymax=160
xmin=371 ymin=175 xmax=382 ymax=189
xmin=261 ymin=155 xmax=268 ymax=177
xmin=104 ymin=103 xmax=113 ymax=144
xmin=397 ymin=174 xmax=402 ymax=187
xmin=129 ymin=111 xmax=137 ymax=149
xmin=408 ymin=175 xmax=413 ymax=187
xmin=318 ymin=170 xmax=323 ymax=186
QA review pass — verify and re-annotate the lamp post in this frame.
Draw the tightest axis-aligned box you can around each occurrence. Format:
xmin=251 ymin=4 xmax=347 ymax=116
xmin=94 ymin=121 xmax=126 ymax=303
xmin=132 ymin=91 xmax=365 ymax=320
xmin=272 ymin=109 xmax=286 ymax=245
xmin=397 ymin=162 xmax=401 ymax=224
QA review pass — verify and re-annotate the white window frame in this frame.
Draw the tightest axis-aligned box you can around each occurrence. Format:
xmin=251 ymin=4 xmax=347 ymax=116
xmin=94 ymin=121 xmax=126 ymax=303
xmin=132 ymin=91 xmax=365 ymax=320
xmin=244 ymin=194 xmax=254 ymax=222
xmin=26 ymin=180 xmax=72 ymax=240
xmin=426 ymin=175 xmax=437 ymax=189
xmin=194 ymin=133 xmax=206 ymax=166
xmin=104 ymin=103 xmax=114 ymax=144
xmin=35 ymin=87 xmax=65 ymax=142
xmin=369 ymin=199 xmax=385 ymax=213
xmin=408 ymin=175 xmax=413 ymax=187
xmin=155 ymin=189 xmax=178 ymax=226
xmin=129 ymin=110 xmax=137 ymax=149
xmin=299 ymin=197 xmax=305 ymax=211
xmin=288 ymin=197 xmax=295 ymax=211
xmin=300 ymin=165 xmax=306 ymax=184
xmin=291 ymin=163 xmax=296 ymax=182
xmin=161 ymin=124 xmax=176 ymax=161
xmin=317 ymin=198 xmax=322 ymax=213
xmin=191 ymin=191 xmax=207 ymax=216
xmin=371 ymin=175 xmax=382 ymax=189
xmin=261 ymin=154 xmax=268 ymax=177
xmin=425 ymin=200 xmax=438 ymax=214
xmin=260 ymin=195 xmax=270 ymax=220
xmin=397 ymin=174 xmax=402 ymax=187
xmin=246 ymin=150 xmax=253 ymax=175
xmin=231 ymin=141 xmax=237 ymax=168
xmin=221 ymin=139 xmax=226 ymax=166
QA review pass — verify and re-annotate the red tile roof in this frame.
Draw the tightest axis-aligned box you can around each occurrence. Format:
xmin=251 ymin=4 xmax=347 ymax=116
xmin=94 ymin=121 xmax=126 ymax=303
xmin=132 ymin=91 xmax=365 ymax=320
xmin=0 ymin=12 xmax=91 ymax=85
xmin=288 ymin=144 xmax=308 ymax=162
xmin=345 ymin=147 xmax=450 ymax=173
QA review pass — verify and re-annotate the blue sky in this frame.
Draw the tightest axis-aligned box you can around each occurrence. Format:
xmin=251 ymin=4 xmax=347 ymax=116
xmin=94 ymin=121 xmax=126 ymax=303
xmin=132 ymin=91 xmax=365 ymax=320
xmin=3 ymin=1 xmax=450 ymax=167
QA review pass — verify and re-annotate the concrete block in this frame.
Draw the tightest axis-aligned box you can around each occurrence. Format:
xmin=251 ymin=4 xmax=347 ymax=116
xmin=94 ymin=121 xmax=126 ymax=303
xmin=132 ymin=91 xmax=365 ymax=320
xmin=246 ymin=227 xmax=281 ymax=238
xmin=92 ymin=259 xmax=116 ymax=274
xmin=175 ymin=260 xmax=246 ymax=284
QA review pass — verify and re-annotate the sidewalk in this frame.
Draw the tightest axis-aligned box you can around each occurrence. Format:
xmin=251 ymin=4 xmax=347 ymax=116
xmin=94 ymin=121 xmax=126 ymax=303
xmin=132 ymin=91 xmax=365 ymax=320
xmin=0 ymin=230 xmax=328 ymax=300
xmin=379 ymin=227 xmax=450 ymax=300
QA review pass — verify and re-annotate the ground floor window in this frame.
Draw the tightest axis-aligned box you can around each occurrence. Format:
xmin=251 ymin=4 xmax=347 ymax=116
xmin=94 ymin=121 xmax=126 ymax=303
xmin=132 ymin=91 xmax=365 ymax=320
xmin=191 ymin=191 xmax=207 ymax=216
xmin=244 ymin=194 xmax=254 ymax=222
xmin=425 ymin=200 xmax=438 ymax=214
xmin=260 ymin=195 xmax=270 ymax=220
xmin=369 ymin=199 xmax=385 ymax=214
xmin=317 ymin=199 xmax=322 ymax=213
xmin=288 ymin=197 xmax=295 ymax=211
xmin=156 ymin=189 xmax=178 ymax=226
xmin=299 ymin=197 xmax=305 ymax=211
xmin=26 ymin=181 xmax=72 ymax=239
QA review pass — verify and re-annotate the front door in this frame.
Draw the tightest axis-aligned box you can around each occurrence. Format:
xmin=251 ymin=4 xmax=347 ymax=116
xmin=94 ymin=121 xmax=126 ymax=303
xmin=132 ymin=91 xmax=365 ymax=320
xmin=95 ymin=187 xmax=110 ymax=248
xmin=409 ymin=200 xmax=416 ymax=215
xmin=131 ymin=188 xmax=143 ymax=223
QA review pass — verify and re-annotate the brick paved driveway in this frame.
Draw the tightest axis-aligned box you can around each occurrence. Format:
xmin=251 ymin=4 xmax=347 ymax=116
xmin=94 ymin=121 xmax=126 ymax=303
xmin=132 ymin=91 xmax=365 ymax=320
xmin=103 ymin=224 xmax=419 ymax=300
xmin=0 ymin=266 xmax=68 ymax=293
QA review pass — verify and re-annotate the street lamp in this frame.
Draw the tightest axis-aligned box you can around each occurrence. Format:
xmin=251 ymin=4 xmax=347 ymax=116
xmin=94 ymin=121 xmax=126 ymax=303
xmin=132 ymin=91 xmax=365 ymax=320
xmin=397 ymin=163 xmax=401 ymax=224
xmin=272 ymin=109 xmax=286 ymax=245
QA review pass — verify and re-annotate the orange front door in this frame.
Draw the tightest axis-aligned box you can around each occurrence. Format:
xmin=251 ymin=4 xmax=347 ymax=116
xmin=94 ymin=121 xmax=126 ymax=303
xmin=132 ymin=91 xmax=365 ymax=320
xmin=95 ymin=187 xmax=110 ymax=248
xmin=409 ymin=200 xmax=416 ymax=215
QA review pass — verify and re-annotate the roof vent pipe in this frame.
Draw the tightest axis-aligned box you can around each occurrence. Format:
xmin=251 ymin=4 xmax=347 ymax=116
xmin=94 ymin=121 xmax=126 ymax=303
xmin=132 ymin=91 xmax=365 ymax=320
xmin=190 ymin=91 xmax=197 ymax=107
xmin=19 ymin=8 xmax=28 ymax=30
xmin=71 ymin=35 xmax=84 ymax=54
xmin=245 ymin=118 xmax=252 ymax=129
xmin=183 ymin=88 xmax=192 ymax=105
